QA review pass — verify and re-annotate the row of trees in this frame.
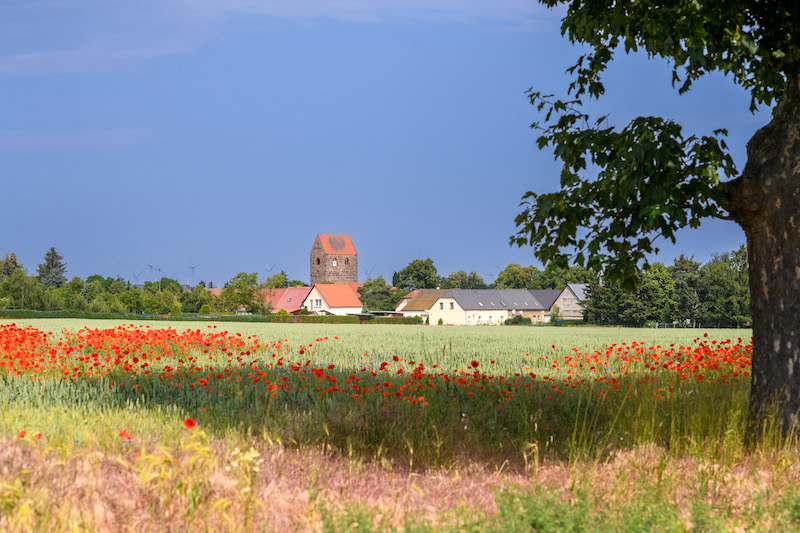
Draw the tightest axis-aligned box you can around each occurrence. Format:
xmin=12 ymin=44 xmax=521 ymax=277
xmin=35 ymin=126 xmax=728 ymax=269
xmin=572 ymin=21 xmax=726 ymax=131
xmin=583 ymin=245 xmax=750 ymax=328
xmin=1 ymin=247 xmax=751 ymax=324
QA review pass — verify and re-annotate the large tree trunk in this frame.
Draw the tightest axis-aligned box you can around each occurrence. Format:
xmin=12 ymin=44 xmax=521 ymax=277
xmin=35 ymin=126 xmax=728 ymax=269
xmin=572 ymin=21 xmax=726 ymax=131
xmin=727 ymin=74 xmax=800 ymax=431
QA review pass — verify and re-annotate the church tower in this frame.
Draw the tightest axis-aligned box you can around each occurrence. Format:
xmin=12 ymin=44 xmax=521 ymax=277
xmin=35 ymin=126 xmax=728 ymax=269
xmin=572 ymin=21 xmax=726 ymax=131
xmin=310 ymin=234 xmax=358 ymax=285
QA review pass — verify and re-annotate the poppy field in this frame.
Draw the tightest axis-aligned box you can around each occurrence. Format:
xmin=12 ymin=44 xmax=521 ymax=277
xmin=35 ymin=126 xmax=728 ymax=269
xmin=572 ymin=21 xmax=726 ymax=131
xmin=2 ymin=319 xmax=800 ymax=531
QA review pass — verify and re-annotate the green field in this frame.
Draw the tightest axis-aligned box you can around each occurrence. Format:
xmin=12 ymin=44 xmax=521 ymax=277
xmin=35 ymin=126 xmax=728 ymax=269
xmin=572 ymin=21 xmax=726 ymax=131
xmin=4 ymin=318 xmax=797 ymax=532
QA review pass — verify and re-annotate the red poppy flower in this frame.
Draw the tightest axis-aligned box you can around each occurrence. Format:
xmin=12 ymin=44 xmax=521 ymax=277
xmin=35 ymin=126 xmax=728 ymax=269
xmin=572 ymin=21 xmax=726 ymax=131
xmin=18 ymin=430 xmax=26 ymax=439
xmin=35 ymin=433 xmax=42 ymax=440
xmin=184 ymin=417 xmax=196 ymax=429
xmin=471 ymin=360 xmax=479 ymax=368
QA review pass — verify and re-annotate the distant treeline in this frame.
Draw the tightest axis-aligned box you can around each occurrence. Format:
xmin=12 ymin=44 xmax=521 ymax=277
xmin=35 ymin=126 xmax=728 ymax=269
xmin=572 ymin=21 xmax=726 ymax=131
xmin=0 ymin=244 xmax=750 ymax=327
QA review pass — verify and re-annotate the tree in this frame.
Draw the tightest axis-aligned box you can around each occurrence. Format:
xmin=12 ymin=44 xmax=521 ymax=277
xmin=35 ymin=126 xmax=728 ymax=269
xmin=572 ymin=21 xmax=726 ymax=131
xmin=222 ymin=272 xmax=259 ymax=313
xmin=394 ymin=259 xmax=438 ymax=290
xmin=583 ymin=263 xmax=676 ymax=326
xmin=668 ymin=255 xmax=703 ymax=327
xmin=440 ymin=270 xmax=488 ymax=290
xmin=357 ymin=276 xmax=393 ymax=311
xmin=36 ymin=247 xmax=67 ymax=289
xmin=265 ymin=271 xmax=288 ymax=289
xmin=0 ymin=270 xmax=43 ymax=310
xmin=696 ymin=245 xmax=751 ymax=327
xmin=495 ymin=264 xmax=538 ymax=289
xmin=512 ymin=0 xmax=800 ymax=429
xmin=1 ymin=253 xmax=22 ymax=280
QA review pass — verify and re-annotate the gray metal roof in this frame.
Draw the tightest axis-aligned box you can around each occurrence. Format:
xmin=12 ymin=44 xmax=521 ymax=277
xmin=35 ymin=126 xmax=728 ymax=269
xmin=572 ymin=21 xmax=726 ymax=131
xmin=528 ymin=289 xmax=561 ymax=310
xmin=441 ymin=289 xmax=545 ymax=310
xmin=566 ymin=283 xmax=588 ymax=301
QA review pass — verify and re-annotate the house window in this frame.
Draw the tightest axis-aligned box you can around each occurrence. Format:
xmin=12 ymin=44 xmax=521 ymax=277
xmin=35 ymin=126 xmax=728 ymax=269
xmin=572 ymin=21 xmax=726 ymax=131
xmin=332 ymin=258 xmax=338 ymax=266
xmin=440 ymin=302 xmax=444 ymax=309
xmin=316 ymin=299 xmax=322 ymax=307
xmin=449 ymin=302 xmax=454 ymax=310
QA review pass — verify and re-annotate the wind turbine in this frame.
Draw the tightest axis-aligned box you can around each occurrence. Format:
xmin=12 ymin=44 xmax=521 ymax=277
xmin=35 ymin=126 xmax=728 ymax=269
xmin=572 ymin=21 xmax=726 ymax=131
xmin=363 ymin=265 xmax=375 ymax=279
xmin=131 ymin=269 xmax=143 ymax=284
xmin=188 ymin=262 xmax=200 ymax=286
xmin=147 ymin=264 xmax=162 ymax=291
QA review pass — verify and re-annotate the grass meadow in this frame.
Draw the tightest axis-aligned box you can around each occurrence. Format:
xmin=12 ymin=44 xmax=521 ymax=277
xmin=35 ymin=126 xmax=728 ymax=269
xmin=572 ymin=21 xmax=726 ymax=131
xmin=2 ymin=318 xmax=799 ymax=532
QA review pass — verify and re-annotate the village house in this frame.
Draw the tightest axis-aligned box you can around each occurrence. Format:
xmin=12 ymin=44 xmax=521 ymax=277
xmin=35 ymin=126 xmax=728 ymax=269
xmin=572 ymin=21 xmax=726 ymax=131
xmin=428 ymin=289 xmax=549 ymax=326
xmin=303 ymin=283 xmax=363 ymax=315
xmin=394 ymin=289 xmax=450 ymax=321
xmin=270 ymin=286 xmax=313 ymax=314
xmin=552 ymin=283 xmax=588 ymax=320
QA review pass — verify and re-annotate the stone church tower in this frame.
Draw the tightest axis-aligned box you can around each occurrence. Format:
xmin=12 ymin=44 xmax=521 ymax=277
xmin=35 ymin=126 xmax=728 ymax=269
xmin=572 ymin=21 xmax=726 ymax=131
xmin=310 ymin=234 xmax=358 ymax=285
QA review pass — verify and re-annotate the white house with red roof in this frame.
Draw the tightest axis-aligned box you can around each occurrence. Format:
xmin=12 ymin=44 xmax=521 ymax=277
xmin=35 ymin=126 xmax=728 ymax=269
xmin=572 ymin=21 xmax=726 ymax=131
xmin=303 ymin=283 xmax=364 ymax=315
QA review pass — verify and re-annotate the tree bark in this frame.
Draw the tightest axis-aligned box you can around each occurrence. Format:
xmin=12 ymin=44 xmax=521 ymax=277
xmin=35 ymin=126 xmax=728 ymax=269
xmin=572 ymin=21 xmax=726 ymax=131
xmin=727 ymin=74 xmax=800 ymax=431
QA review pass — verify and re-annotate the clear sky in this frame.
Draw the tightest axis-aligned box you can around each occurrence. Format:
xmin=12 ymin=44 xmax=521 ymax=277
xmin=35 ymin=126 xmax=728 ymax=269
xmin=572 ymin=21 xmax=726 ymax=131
xmin=1 ymin=0 xmax=772 ymax=287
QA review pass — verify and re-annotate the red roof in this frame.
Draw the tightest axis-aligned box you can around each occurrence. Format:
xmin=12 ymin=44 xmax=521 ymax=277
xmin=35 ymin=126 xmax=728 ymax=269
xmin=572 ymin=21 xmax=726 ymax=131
xmin=273 ymin=286 xmax=313 ymax=313
xmin=314 ymin=283 xmax=363 ymax=308
xmin=258 ymin=287 xmax=287 ymax=309
xmin=317 ymin=234 xmax=356 ymax=255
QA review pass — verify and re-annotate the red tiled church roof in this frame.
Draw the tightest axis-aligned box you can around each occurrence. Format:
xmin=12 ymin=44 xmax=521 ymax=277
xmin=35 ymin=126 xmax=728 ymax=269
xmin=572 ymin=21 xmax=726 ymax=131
xmin=317 ymin=234 xmax=357 ymax=256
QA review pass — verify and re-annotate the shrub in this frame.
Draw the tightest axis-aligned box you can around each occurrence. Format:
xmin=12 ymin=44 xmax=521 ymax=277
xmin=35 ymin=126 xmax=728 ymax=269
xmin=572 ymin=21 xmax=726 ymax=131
xmin=199 ymin=304 xmax=212 ymax=315
xmin=438 ymin=318 xmax=444 ymax=325
xmin=170 ymin=303 xmax=182 ymax=315
xmin=505 ymin=314 xmax=532 ymax=326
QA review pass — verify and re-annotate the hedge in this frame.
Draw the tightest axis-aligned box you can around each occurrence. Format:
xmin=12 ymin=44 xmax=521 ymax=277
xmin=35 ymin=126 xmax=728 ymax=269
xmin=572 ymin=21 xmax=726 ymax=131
xmin=0 ymin=310 xmax=418 ymax=325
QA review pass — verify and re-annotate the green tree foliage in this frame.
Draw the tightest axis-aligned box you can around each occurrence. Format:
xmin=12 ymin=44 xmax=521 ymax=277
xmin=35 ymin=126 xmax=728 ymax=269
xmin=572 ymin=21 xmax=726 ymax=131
xmin=495 ymin=263 xmax=597 ymax=290
xmin=199 ymin=303 xmax=212 ymax=315
xmin=357 ymin=276 xmax=394 ymax=311
xmin=513 ymin=0 xmax=800 ymax=426
xmin=265 ymin=271 xmax=288 ymax=289
xmin=393 ymin=259 xmax=439 ymax=290
xmin=495 ymin=264 xmax=539 ymax=289
xmin=159 ymin=277 xmax=183 ymax=294
xmin=1 ymin=253 xmax=23 ymax=280
xmin=439 ymin=271 xmax=488 ymax=290
xmin=86 ymin=275 xmax=113 ymax=291
xmin=0 ymin=270 xmax=43 ymax=310
xmin=41 ymin=287 xmax=65 ymax=311
xmin=222 ymin=272 xmax=259 ymax=313
xmin=119 ymin=288 xmax=143 ymax=313
xmin=505 ymin=314 xmax=532 ymax=326
xmin=695 ymin=244 xmax=751 ymax=327
xmin=584 ymin=263 xmax=677 ymax=326
xmin=512 ymin=0 xmax=799 ymax=287
xmin=668 ymin=255 xmax=703 ymax=327
xmin=107 ymin=280 xmax=127 ymax=294
xmin=180 ymin=285 xmax=215 ymax=314
xmin=36 ymin=247 xmax=67 ymax=289
xmin=80 ymin=280 xmax=104 ymax=303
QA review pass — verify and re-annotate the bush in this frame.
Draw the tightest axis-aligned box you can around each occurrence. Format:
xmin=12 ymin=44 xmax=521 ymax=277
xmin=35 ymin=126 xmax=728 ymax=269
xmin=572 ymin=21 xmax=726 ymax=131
xmin=170 ymin=303 xmax=182 ymax=315
xmin=199 ymin=304 xmax=212 ymax=315
xmin=368 ymin=316 xmax=423 ymax=325
xmin=438 ymin=318 xmax=444 ymax=325
xmin=505 ymin=314 xmax=532 ymax=326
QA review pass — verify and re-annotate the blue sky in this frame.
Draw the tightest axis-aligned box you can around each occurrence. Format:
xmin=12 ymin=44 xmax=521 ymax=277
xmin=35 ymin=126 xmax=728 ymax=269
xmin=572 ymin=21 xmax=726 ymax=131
xmin=1 ymin=1 xmax=771 ymax=287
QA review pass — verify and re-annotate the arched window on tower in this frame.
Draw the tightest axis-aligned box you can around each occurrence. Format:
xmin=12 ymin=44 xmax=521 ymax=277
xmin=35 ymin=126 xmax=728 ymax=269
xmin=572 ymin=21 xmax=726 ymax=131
xmin=316 ymin=258 xmax=320 ymax=265
xmin=332 ymin=258 xmax=338 ymax=266
xmin=345 ymin=258 xmax=350 ymax=266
